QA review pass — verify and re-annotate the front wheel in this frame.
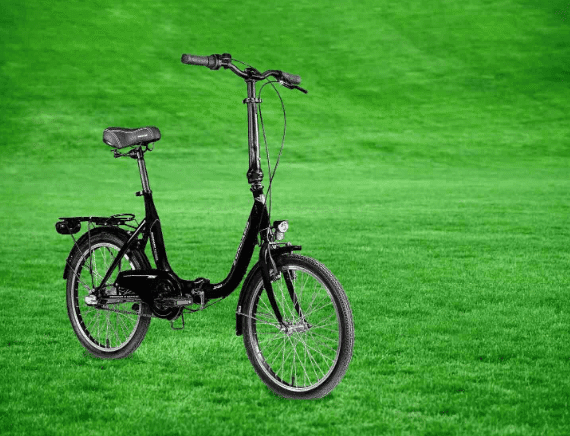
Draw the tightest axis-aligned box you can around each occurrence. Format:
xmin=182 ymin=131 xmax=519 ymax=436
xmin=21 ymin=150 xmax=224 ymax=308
xmin=242 ymin=254 xmax=354 ymax=399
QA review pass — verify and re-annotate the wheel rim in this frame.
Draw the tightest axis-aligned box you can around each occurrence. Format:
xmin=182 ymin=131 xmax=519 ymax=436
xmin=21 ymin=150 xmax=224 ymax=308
xmin=248 ymin=265 xmax=342 ymax=392
xmin=71 ymin=242 xmax=142 ymax=352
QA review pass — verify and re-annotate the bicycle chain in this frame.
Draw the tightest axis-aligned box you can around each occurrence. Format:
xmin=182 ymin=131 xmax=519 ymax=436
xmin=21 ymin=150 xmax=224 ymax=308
xmin=96 ymin=305 xmax=153 ymax=318
xmin=94 ymin=302 xmax=207 ymax=318
xmin=92 ymin=292 xmax=222 ymax=318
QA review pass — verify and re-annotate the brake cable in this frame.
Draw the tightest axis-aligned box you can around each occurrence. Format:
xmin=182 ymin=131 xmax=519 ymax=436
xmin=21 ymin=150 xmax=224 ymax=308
xmin=257 ymin=80 xmax=287 ymax=221
xmin=232 ymin=59 xmax=288 ymax=225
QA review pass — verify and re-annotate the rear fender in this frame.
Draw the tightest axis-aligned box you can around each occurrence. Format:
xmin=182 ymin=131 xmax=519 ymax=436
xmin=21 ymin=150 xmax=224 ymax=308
xmin=62 ymin=226 xmax=150 ymax=280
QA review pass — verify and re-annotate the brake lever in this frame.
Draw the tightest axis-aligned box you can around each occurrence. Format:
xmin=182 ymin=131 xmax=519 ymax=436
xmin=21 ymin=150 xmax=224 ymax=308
xmin=279 ymin=81 xmax=308 ymax=94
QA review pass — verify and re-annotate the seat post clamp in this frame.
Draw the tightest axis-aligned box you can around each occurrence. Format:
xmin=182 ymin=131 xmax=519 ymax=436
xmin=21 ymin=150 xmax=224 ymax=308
xmin=243 ymin=97 xmax=262 ymax=104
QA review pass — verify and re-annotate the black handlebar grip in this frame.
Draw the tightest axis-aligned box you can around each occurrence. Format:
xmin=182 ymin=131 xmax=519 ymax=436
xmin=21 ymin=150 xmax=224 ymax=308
xmin=181 ymin=54 xmax=220 ymax=70
xmin=281 ymin=71 xmax=301 ymax=85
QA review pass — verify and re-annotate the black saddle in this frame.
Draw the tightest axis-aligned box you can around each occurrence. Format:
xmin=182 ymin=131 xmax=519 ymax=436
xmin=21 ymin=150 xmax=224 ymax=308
xmin=103 ymin=126 xmax=161 ymax=149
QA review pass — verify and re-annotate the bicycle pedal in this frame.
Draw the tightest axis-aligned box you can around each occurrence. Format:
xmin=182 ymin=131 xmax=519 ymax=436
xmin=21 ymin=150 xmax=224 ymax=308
xmin=194 ymin=290 xmax=205 ymax=310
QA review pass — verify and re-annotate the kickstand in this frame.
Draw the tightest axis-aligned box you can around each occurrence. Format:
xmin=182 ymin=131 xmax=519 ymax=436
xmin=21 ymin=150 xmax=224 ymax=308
xmin=170 ymin=312 xmax=185 ymax=331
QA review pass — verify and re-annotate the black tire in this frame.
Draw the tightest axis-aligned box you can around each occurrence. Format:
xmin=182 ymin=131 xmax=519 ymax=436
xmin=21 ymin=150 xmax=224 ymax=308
xmin=66 ymin=231 xmax=152 ymax=359
xmin=242 ymin=254 xmax=354 ymax=399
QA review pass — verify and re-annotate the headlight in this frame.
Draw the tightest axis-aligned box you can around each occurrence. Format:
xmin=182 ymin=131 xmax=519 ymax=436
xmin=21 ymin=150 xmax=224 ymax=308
xmin=273 ymin=220 xmax=289 ymax=240
xmin=277 ymin=221 xmax=288 ymax=233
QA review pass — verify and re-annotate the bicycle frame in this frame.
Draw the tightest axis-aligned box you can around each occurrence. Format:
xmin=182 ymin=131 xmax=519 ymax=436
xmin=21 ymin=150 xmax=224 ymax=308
xmin=95 ymin=73 xmax=276 ymax=304
xmin=55 ymin=56 xmax=355 ymax=398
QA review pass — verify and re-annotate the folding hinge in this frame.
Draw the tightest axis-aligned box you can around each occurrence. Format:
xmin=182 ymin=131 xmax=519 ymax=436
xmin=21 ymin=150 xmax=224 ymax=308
xmin=243 ymin=97 xmax=262 ymax=104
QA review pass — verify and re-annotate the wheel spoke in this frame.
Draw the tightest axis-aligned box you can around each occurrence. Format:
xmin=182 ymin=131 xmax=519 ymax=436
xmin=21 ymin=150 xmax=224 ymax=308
xmin=95 ymin=310 xmax=101 ymax=343
xmin=105 ymin=311 xmax=110 ymax=347
xmin=92 ymin=247 xmax=100 ymax=286
xmin=310 ymin=311 xmax=337 ymax=327
xmin=302 ymin=300 xmax=333 ymax=319
xmin=287 ymin=336 xmax=311 ymax=386
xmin=298 ymin=334 xmax=335 ymax=363
xmin=302 ymin=338 xmax=308 ymax=387
xmin=112 ymin=317 xmax=122 ymax=346
xmin=303 ymin=292 xmax=319 ymax=319
xmin=73 ymin=269 xmax=93 ymax=293
xmin=255 ymin=310 xmax=277 ymax=322
xmin=263 ymin=336 xmax=287 ymax=364
xmin=80 ymin=308 xmax=99 ymax=316
xmin=117 ymin=312 xmax=132 ymax=337
xmin=308 ymin=330 xmax=339 ymax=343
xmin=258 ymin=333 xmax=288 ymax=350
xmin=309 ymin=326 xmax=339 ymax=336
xmin=302 ymin=338 xmax=323 ymax=382
xmin=85 ymin=311 xmax=98 ymax=333
xmin=279 ymin=338 xmax=289 ymax=378
xmin=258 ymin=297 xmax=281 ymax=324
xmin=306 ymin=331 xmax=339 ymax=354
xmin=243 ymin=311 xmax=281 ymax=329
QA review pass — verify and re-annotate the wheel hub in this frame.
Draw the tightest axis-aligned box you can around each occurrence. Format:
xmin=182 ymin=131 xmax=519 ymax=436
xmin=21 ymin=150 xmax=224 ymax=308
xmin=84 ymin=295 xmax=97 ymax=306
xmin=281 ymin=320 xmax=311 ymax=335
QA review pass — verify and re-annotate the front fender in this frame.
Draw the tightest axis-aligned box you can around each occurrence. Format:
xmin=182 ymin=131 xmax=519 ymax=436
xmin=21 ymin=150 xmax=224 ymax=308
xmin=235 ymin=244 xmax=301 ymax=336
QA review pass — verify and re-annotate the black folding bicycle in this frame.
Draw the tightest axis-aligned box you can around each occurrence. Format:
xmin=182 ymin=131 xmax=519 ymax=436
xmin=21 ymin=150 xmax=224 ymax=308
xmin=55 ymin=53 xmax=354 ymax=399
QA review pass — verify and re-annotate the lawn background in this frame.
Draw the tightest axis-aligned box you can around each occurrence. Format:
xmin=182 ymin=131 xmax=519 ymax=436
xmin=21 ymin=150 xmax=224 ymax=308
xmin=1 ymin=0 xmax=569 ymax=434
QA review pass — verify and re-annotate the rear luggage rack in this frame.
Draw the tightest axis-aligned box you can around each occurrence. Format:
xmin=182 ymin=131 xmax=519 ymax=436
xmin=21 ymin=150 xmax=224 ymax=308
xmin=56 ymin=213 xmax=136 ymax=235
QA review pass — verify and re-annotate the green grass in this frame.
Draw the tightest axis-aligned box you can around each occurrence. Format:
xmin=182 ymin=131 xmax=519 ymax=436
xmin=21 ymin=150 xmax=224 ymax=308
xmin=1 ymin=0 xmax=570 ymax=434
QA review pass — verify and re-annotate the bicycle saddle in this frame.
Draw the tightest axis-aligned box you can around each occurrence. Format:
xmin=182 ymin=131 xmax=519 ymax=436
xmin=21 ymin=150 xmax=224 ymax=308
xmin=103 ymin=126 xmax=161 ymax=149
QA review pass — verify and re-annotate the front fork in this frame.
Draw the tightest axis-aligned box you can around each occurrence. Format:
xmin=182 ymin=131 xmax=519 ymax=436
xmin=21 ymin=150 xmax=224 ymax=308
xmin=258 ymin=242 xmax=305 ymax=330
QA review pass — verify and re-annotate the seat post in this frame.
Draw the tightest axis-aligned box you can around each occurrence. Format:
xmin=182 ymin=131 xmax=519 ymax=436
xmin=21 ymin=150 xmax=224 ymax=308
xmin=135 ymin=147 xmax=152 ymax=194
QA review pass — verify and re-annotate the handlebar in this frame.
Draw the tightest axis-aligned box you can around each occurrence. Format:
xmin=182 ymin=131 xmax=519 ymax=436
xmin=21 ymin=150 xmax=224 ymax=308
xmin=181 ymin=52 xmax=306 ymax=92
xmin=280 ymin=71 xmax=301 ymax=85
xmin=181 ymin=54 xmax=221 ymax=70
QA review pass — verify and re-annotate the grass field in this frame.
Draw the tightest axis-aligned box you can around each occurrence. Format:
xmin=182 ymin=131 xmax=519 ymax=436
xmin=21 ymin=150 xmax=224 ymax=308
xmin=1 ymin=0 xmax=569 ymax=434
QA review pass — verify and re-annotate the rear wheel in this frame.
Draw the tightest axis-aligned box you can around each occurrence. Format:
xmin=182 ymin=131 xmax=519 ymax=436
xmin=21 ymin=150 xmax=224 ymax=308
xmin=242 ymin=254 xmax=354 ymax=399
xmin=66 ymin=231 xmax=151 ymax=359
